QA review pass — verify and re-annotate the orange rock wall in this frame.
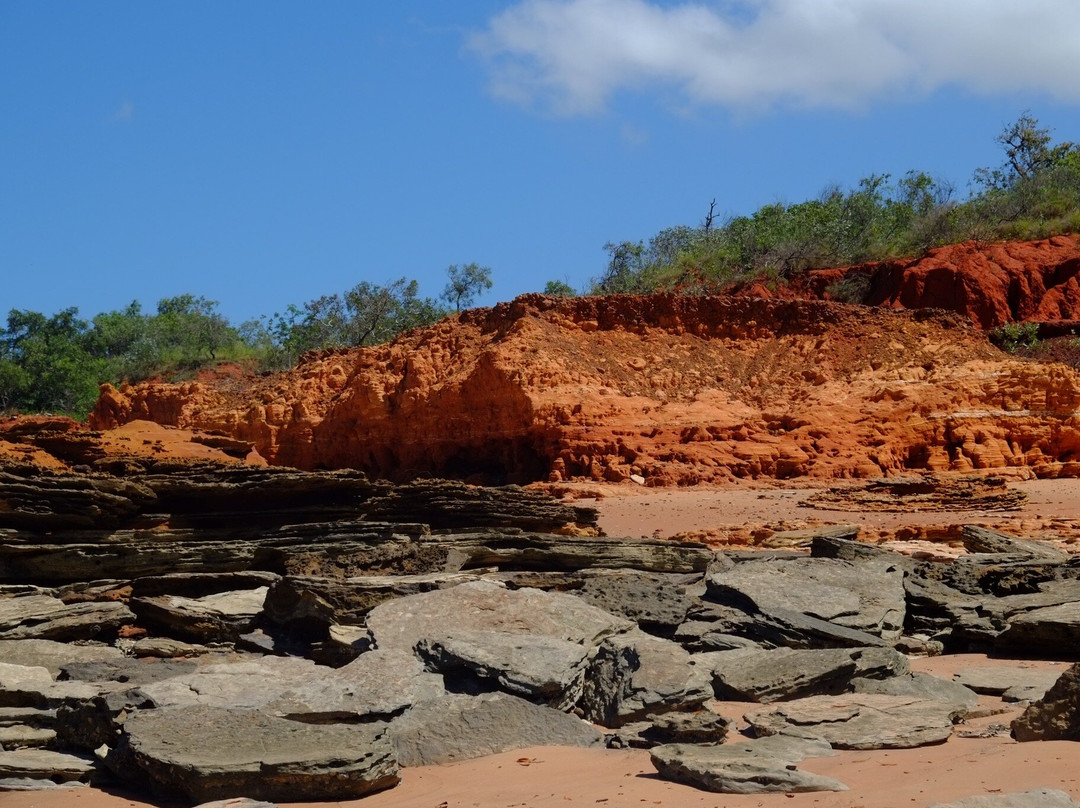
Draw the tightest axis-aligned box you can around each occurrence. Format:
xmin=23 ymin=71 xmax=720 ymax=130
xmin=800 ymin=235 xmax=1080 ymax=329
xmin=91 ymin=293 xmax=1080 ymax=485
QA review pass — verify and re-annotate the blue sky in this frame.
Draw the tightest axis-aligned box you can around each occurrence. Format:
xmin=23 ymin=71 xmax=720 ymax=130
xmin=3 ymin=1 xmax=1080 ymax=325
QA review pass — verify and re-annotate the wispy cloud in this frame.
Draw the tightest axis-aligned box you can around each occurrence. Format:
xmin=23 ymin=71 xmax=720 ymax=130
xmin=112 ymin=100 xmax=135 ymax=123
xmin=468 ymin=0 xmax=1080 ymax=115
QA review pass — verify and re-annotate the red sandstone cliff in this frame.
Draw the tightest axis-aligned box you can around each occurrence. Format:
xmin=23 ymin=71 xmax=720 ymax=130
xmin=796 ymin=235 xmax=1080 ymax=329
xmin=90 ymin=291 xmax=1080 ymax=486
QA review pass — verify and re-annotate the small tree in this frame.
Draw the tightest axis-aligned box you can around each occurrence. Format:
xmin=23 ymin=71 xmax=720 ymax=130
xmin=441 ymin=263 xmax=493 ymax=312
xmin=543 ymin=279 xmax=575 ymax=297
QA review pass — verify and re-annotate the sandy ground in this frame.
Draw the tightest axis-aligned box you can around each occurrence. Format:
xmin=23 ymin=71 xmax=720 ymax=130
xmin=6 ymin=479 xmax=1080 ymax=808
xmin=580 ymin=477 xmax=1080 ymax=550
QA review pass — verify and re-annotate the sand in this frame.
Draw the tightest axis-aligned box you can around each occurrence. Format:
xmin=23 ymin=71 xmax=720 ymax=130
xmin=6 ymin=478 xmax=1080 ymax=808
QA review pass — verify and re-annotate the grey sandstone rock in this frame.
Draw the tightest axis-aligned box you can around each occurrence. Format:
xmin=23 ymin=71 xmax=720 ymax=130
xmin=953 ymin=667 xmax=1063 ymax=703
xmin=389 ymin=692 xmax=604 ymax=766
xmin=0 ymin=594 xmax=133 ymax=642
xmin=129 ymin=587 xmax=268 ymax=644
xmin=707 ymin=556 xmax=905 ymax=639
xmin=650 ymin=735 xmax=846 ymax=794
xmin=997 ymin=602 xmax=1080 ymax=654
xmin=193 ymin=799 xmax=279 ymax=808
xmin=266 ymin=649 xmax=445 ymax=722
xmin=580 ymin=630 xmax=712 ymax=727
xmin=1012 ymin=663 xmax=1080 ymax=742
xmin=139 ymin=656 xmax=326 ymax=710
xmin=852 ymin=673 xmax=979 ymax=713
xmin=746 ymin=693 xmax=959 ymax=749
xmin=640 ymin=710 xmax=732 ymax=744
xmin=416 ymin=629 xmax=587 ymax=709
xmin=105 ymin=704 xmax=398 ymax=803
xmin=0 ymin=748 xmax=98 ymax=783
xmin=961 ymin=525 xmax=1070 ymax=562
xmin=706 ymin=647 xmax=907 ymax=703
xmin=0 ymin=640 xmax=122 ymax=676
xmin=366 ymin=580 xmax=634 ymax=655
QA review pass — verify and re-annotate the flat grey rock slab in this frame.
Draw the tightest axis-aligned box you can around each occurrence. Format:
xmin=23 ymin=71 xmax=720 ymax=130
xmin=953 ymin=667 xmax=1063 ymax=702
xmin=417 ymin=629 xmax=587 ymax=710
xmin=0 ymin=706 xmax=57 ymax=728
xmin=853 ymin=673 xmax=979 ymax=713
xmin=0 ymin=749 xmax=97 ymax=782
xmin=0 ymin=661 xmax=106 ymax=709
xmin=0 ymin=595 xmax=133 ymax=642
xmin=105 ymin=704 xmax=398 ymax=803
xmin=998 ymin=602 xmax=1080 ymax=653
xmin=389 ymin=692 xmax=604 ymax=767
xmin=707 ymin=556 xmax=905 ymax=639
xmin=0 ymin=777 xmax=88 ymax=791
xmin=650 ymin=735 xmax=846 ymax=794
xmin=928 ymin=789 xmax=1080 ymax=807
xmin=0 ymin=724 xmax=55 ymax=747
xmin=746 ymin=693 xmax=958 ymax=749
xmin=640 ymin=710 xmax=732 ymax=745
xmin=192 ymin=799 xmax=279 ymax=808
xmin=0 ymin=640 xmax=122 ymax=676
xmin=961 ymin=525 xmax=1070 ymax=562
xmin=580 ymin=631 xmax=712 ymax=727
xmin=705 ymin=647 xmax=908 ymax=703
xmin=1012 ymin=663 xmax=1080 ymax=742
xmin=139 ymin=656 xmax=327 ymax=710
xmin=565 ymin=570 xmax=695 ymax=633
xmin=131 ymin=587 xmax=268 ymax=644
xmin=131 ymin=637 xmax=213 ymax=658
xmin=366 ymin=580 xmax=634 ymax=654
xmin=266 ymin=649 xmax=445 ymax=722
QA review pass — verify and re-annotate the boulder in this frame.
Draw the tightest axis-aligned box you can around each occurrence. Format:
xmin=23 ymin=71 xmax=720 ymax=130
xmin=365 ymin=580 xmax=634 ymax=655
xmin=639 ymin=710 xmax=732 ymax=745
xmin=1012 ymin=663 xmax=1080 ymax=741
xmin=707 ymin=556 xmax=905 ymax=639
xmin=265 ymin=649 xmax=445 ymax=722
xmin=706 ymin=647 xmax=907 ymax=703
xmin=580 ymin=631 xmax=712 ymax=727
xmin=130 ymin=587 xmax=268 ymax=644
xmin=104 ymin=704 xmax=398 ymax=803
xmin=961 ymin=525 xmax=1069 ymax=562
xmin=954 ymin=667 xmax=1064 ymax=703
xmin=504 ymin=569 xmax=697 ymax=636
xmin=138 ymin=656 xmax=327 ymax=710
xmin=0 ymin=639 xmax=122 ymax=676
xmin=262 ymin=571 xmax=489 ymax=642
xmin=416 ymin=630 xmax=588 ymax=709
xmin=852 ymin=673 xmax=979 ymax=714
xmin=0 ymin=594 xmax=133 ymax=642
xmin=997 ymin=602 xmax=1080 ymax=654
xmin=650 ymin=735 xmax=846 ymax=794
xmin=0 ymin=749 xmax=98 ymax=784
xmin=746 ymin=693 xmax=959 ymax=749
xmin=388 ymin=692 xmax=604 ymax=766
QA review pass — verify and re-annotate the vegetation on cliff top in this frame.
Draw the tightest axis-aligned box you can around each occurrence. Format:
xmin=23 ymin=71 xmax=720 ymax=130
xmin=2 ymin=115 xmax=1078 ymax=418
xmin=585 ymin=113 xmax=1080 ymax=296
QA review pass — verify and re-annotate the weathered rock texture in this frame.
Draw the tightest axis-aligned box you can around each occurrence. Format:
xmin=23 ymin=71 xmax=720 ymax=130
xmin=88 ymin=290 xmax=1080 ymax=485
xmin=800 ymin=235 xmax=1080 ymax=330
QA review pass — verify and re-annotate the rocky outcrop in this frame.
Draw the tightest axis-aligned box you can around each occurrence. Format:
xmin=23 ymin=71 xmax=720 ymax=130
xmin=650 ymin=735 xmax=846 ymax=794
xmin=5 ymin=464 xmax=1080 ymax=802
xmin=1011 ymin=663 xmax=1080 ymax=741
xmin=801 ymin=235 xmax=1080 ymax=330
xmin=87 ymin=291 xmax=1080 ymax=485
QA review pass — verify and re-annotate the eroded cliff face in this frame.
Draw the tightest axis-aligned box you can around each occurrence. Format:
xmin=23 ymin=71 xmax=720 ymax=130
xmin=90 ymin=293 xmax=1080 ymax=485
xmin=799 ymin=235 xmax=1080 ymax=329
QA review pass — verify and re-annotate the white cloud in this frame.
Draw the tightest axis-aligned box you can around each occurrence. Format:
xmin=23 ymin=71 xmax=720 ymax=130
xmin=468 ymin=0 xmax=1080 ymax=115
